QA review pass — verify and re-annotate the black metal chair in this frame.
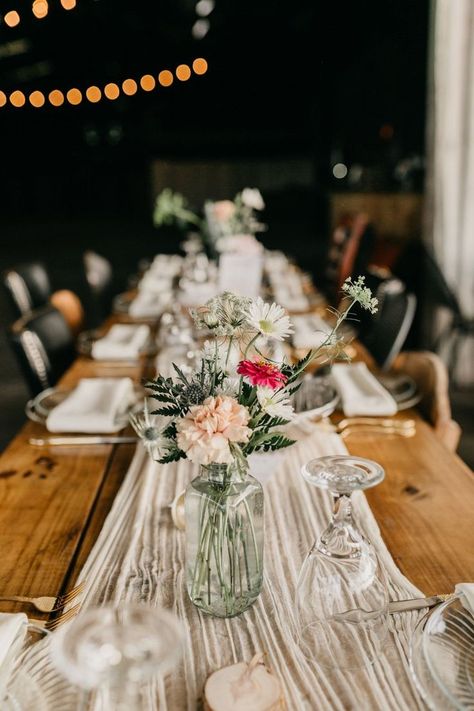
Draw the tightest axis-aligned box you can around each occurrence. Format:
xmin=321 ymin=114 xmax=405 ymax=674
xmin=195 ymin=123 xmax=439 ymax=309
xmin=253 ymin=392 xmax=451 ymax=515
xmin=7 ymin=306 xmax=76 ymax=396
xmin=2 ymin=261 xmax=52 ymax=319
xmin=358 ymin=278 xmax=417 ymax=371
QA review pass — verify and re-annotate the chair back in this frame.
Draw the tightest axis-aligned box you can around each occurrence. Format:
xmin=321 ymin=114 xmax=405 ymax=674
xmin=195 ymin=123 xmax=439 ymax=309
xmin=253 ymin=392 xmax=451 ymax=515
xmin=2 ymin=262 xmax=52 ymax=319
xmin=359 ymin=278 xmax=417 ymax=371
xmin=324 ymin=213 xmax=375 ymax=303
xmin=392 ymin=350 xmax=461 ymax=451
xmin=8 ymin=306 xmax=76 ymax=396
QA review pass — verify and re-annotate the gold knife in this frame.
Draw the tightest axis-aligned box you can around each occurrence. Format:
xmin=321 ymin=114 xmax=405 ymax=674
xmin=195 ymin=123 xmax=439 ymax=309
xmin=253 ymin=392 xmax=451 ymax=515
xmin=29 ymin=436 xmax=139 ymax=446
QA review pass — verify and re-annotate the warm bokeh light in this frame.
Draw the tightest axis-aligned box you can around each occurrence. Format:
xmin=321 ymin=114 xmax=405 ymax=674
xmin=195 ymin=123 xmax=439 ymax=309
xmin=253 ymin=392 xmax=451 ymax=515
xmin=66 ymin=88 xmax=82 ymax=105
xmin=0 ymin=91 xmax=7 ymax=107
xmin=192 ymin=58 xmax=208 ymax=75
xmin=158 ymin=70 xmax=173 ymax=87
xmin=140 ymin=74 xmax=155 ymax=91
xmin=60 ymin=0 xmax=76 ymax=9
xmin=49 ymin=89 xmax=64 ymax=106
xmin=104 ymin=83 xmax=120 ymax=100
xmin=122 ymin=78 xmax=137 ymax=96
xmin=86 ymin=86 xmax=101 ymax=103
xmin=379 ymin=123 xmax=394 ymax=140
xmin=29 ymin=90 xmax=45 ymax=107
xmin=10 ymin=90 xmax=25 ymax=107
xmin=32 ymin=0 xmax=49 ymax=19
xmin=176 ymin=64 xmax=191 ymax=81
xmin=4 ymin=10 xmax=20 ymax=27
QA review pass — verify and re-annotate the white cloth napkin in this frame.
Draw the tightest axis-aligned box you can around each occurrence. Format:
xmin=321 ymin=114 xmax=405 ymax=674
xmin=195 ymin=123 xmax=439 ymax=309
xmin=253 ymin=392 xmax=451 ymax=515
xmin=291 ymin=314 xmax=332 ymax=349
xmin=331 ymin=362 xmax=398 ymax=416
xmin=0 ymin=612 xmax=27 ymax=699
xmin=46 ymin=378 xmax=136 ymax=433
xmin=129 ymin=291 xmax=169 ymax=318
xmin=455 ymin=582 xmax=474 ymax=615
xmin=91 ymin=324 xmax=150 ymax=361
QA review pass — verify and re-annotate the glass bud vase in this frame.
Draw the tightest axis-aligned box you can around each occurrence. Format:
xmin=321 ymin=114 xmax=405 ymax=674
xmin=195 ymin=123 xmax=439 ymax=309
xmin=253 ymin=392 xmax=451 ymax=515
xmin=185 ymin=460 xmax=264 ymax=618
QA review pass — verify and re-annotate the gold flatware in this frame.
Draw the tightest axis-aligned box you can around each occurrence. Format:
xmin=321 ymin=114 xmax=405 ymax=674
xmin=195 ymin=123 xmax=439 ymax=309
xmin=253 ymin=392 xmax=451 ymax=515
xmin=0 ymin=580 xmax=86 ymax=612
xmin=340 ymin=426 xmax=416 ymax=439
xmin=29 ymin=602 xmax=82 ymax=631
xmin=29 ymin=436 xmax=139 ymax=446
xmin=337 ymin=417 xmax=416 ymax=430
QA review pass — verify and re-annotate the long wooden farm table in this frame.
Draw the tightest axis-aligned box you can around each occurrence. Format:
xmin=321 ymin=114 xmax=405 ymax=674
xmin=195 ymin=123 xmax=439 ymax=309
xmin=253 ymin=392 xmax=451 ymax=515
xmin=0 ymin=316 xmax=473 ymax=618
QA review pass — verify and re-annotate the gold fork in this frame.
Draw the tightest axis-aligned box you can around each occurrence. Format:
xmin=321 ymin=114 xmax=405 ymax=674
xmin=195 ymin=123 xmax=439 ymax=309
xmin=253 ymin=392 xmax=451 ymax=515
xmin=29 ymin=602 xmax=82 ymax=631
xmin=0 ymin=580 xmax=86 ymax=613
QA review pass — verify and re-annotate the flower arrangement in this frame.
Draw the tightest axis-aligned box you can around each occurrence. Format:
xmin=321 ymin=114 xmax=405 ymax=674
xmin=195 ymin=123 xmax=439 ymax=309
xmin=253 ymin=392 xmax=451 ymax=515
xmin=136 ymin=276 xmax=377 ymax=465
xmin=152 ymin=187 xmax=266 ymax=254
xmin=132 ymin=276 xmax=377 ymax=617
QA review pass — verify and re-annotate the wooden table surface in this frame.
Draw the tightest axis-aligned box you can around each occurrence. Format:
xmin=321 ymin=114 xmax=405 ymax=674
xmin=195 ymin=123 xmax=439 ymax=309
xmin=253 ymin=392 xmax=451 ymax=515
xmin=0 ymin=318 xmax=473 ymax=618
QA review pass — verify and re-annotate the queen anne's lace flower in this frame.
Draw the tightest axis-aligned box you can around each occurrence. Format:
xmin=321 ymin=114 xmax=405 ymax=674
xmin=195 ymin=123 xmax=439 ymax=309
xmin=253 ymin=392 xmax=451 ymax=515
xmin=342 ymin=276 xmax=379 ymax=313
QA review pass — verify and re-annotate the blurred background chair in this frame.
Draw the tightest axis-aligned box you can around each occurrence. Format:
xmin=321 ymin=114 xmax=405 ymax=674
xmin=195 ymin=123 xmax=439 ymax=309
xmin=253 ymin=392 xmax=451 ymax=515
xmin=356 ymin=277 xmax=417 ymax=371
xmin=323 ymin=213 xmax=376 ymax=304
xmin=392 ymin=350 xmax=461 ymax=452
xmin=83 ymin=250 xmax=114 ymax=327
xmin=2 ymin=262 xmax=52 ymax=320
xmin=8 ymin=306 xmax=76 ymax=396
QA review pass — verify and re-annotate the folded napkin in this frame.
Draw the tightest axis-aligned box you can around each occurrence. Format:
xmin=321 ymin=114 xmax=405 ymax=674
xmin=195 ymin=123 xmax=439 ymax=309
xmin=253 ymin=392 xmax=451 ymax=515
xmin=129 ymin=291 xmax=168 ymax=318
xmin=0 ymin=612 xmax=27 ymax=699
xmin=331 ymin=362 xmax=398 ymax=416
xmin=46 ymin=378 xmax=136 ymax=433
xmin=291 ymin=314 xmax=332 ymax=349
xmin=455 ymin=582 xmax=474 ymax=615
xmin=91 ymin=324 xmax=150 ymax=361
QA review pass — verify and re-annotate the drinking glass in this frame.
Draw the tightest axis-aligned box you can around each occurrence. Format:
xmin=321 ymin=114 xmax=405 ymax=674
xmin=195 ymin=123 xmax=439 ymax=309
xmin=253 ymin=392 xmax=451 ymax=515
xmin=295 ymin=455 xmax=389 ymax=670
xmin=50 ymin=603 xmax=183 ymax=710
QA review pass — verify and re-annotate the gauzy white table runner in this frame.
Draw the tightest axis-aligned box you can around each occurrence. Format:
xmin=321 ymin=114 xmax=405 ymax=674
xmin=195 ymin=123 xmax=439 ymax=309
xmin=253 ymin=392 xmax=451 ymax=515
xmin=47 ymin=426 xmax=425 ymax=711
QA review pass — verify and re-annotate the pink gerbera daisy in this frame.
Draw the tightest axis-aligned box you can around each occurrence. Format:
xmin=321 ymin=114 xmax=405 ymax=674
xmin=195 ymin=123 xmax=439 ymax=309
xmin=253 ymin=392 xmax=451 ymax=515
xmin=237 ymin=359 xmax=288 ymax=389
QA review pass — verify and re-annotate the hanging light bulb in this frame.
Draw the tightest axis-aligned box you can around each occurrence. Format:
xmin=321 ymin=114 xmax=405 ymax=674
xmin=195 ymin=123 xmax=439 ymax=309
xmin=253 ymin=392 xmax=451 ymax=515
xmin=32 ymin=0 xmax=49 ymax=19
xmin=4 ymin=10 xmax=21 ymax=27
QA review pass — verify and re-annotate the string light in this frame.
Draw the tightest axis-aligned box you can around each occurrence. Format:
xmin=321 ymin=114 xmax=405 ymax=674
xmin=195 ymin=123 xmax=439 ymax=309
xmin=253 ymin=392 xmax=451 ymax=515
xmin=104 ymin=82 xmax=120 ymax=100
xmin=176 ymin=64 xmax=191 ymax=81
xmin=49 ymin=89 xmax=64 ymax=106
xmin=0 ymin=59 xmax=208 ymax=109
xmin=60 ymin=0 xmax=76 ymax=8
xmin=140 ymin=74 xmax=156 ymax=91
xmin=10 ymin=90 xmax=25 ymax=107
xmin=158 ymin=70 xmax=173 ymax=87
xmin=29 ymin=90 xmax=45 ymax=107
xmin=66 ymin=87 xmax=82 ymax=105
xmin=4 ymin=10 xmax=20 ymax=27
xmin=86 ymin=85 xmax=101 ymax=103
xmin=32 ymin=0 xmax=49 ymax=19
xmin=192 ymin=58 xmax=208 ymax=75
xmin=122 ymin=78 xmax=137 ymax=96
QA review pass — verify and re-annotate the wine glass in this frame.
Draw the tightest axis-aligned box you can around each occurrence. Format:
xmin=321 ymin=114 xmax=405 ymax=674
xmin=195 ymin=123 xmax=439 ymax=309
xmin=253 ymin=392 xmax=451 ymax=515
xmin=50 ymin=603 xmax=183 ymax=710
xmin=295 ymin=455 xmax=389 ymax=670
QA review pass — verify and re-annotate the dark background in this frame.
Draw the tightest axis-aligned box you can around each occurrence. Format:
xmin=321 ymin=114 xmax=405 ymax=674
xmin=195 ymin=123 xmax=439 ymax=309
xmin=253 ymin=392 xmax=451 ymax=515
xmin=1 ymin=0 xmax=447 ymax=453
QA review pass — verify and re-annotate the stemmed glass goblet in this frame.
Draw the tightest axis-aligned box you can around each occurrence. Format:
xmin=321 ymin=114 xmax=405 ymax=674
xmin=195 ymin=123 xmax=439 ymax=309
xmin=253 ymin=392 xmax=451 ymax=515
xmin=295 ymin=455 xmax=389 ymax=670
xmin=50 ymin=603 xmax=183 ymax=710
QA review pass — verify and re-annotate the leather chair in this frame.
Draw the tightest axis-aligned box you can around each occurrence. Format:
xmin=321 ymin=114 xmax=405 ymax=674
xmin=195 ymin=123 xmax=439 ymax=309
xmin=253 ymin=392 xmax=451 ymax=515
xmin=8 ymin=306 xmax=76 ymax=396
xmin=358 ymin=278 xmax=417 ymax=371
xmin=2 ymin=261 xmax=52 ymax=319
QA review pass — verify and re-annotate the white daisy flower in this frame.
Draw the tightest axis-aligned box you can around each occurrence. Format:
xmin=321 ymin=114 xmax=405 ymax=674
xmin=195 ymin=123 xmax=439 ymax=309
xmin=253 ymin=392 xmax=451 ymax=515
xmin=129 ymin=400 xmax=171 ymax=460
xmin=246 ymin=297 xmax=293 ymax=341
xmin=257 ymin=386 xmax=295 ymax=420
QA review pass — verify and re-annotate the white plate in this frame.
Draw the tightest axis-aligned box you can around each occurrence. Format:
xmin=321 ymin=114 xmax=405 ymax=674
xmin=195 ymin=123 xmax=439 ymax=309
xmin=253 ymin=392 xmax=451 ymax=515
xmin=377 ymin=373 xmax=422 ymax=411
xmin=25 ymin=385 xmax=144 ymax=429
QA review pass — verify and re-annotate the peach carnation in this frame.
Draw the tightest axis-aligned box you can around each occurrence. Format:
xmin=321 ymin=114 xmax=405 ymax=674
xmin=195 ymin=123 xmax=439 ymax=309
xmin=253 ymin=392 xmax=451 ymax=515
xmin=176 ymin=395 xmax=251 ymax=465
